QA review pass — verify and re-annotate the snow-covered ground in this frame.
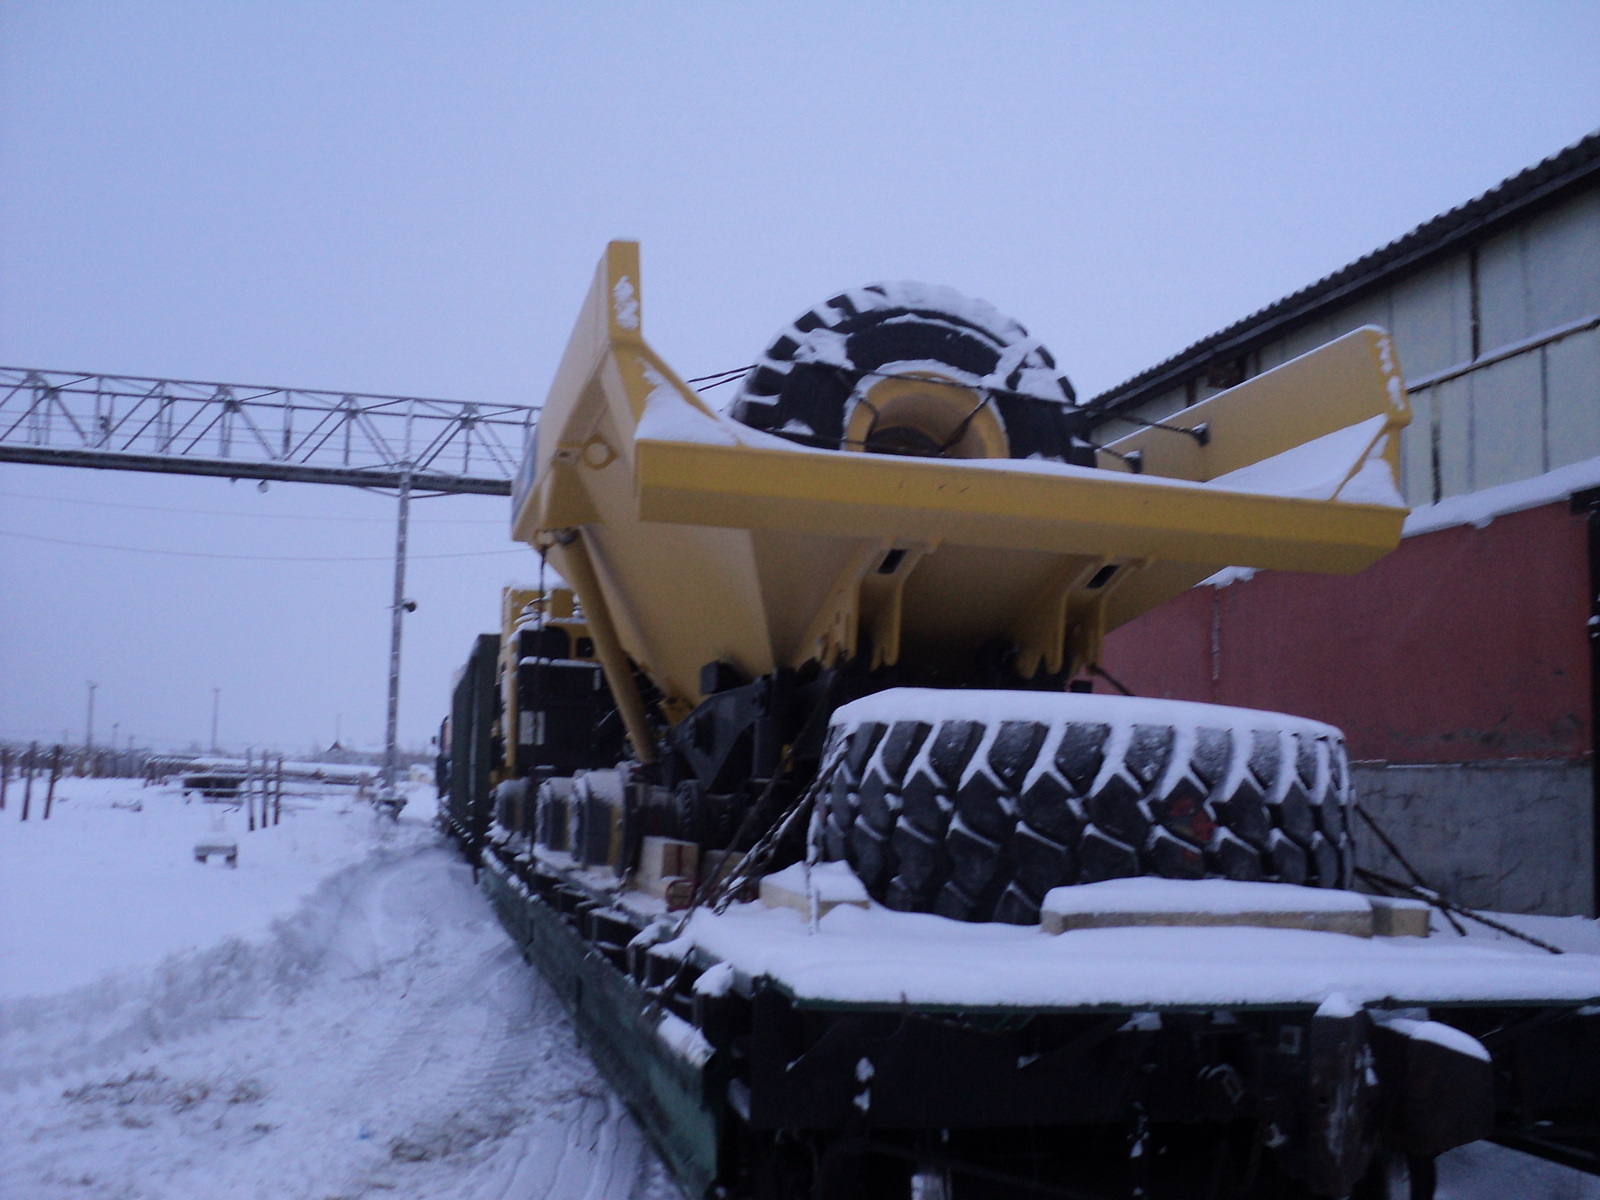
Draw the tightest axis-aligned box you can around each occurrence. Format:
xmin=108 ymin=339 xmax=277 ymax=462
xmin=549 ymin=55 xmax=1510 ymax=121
xmin=0 ymin=776 xmax=676 ymax=1199
xmin=1 ymin=776 xmax=1595 ymax=1198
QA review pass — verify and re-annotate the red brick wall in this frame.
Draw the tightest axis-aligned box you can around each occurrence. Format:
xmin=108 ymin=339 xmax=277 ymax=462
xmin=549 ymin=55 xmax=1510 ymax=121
xmin=1099 ymin=501 xmax=1591 ymax=763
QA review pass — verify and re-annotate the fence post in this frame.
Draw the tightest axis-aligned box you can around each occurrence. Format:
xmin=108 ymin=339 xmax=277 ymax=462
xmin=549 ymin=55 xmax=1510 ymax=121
xmin=43 ymin=745 xmax=61 ymax=819
xmin=274 ymin=756 xmax=283 ymax=825
xmin=0 ymin=746 xmax=9 ymax=810
xmin=21 ymin=742 xmax=36 ymax=820
xmin=246 ymin=749 xmax=256 ymax=832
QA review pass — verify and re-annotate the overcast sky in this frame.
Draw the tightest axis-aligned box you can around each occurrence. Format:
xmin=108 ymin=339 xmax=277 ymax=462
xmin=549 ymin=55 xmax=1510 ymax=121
xmin=2 ymin=2 xmax=1596 ymax=755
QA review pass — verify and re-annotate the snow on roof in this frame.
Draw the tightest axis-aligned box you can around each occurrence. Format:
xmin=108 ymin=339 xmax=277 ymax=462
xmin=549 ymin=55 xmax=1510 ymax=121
xmin=1088 ymin=128 xmax=1600 ymax=416
xmin=1401 ymin=453 xmax=1600 ymax=538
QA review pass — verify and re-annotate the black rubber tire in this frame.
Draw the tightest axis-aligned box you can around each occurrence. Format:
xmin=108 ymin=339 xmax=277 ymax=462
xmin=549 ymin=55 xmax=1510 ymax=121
xmin=818 ymin=691 xmax=1355 ymax=925
xmin=727 ymin=283 xmax=1091 ymax=464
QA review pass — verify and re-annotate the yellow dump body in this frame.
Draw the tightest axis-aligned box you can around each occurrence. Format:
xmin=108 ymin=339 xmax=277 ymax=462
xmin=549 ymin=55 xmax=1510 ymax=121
xmin=512 ymin=243 xmax=1409 ymax=759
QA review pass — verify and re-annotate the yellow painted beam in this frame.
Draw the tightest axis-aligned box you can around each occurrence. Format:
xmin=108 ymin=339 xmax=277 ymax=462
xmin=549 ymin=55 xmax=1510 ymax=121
xmin=633 ymin=438 xmax=1404 ymax=575
xmin=1096 ymin=326 xmax=1409 ymax=481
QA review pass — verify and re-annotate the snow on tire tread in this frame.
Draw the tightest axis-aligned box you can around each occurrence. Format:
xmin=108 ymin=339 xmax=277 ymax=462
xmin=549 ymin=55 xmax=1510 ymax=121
xmin=817 ymin=689 xmax=1353 ymax=924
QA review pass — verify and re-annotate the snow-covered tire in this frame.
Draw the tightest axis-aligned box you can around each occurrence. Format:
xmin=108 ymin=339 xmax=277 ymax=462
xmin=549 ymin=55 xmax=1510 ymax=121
xmin=818 ymin=689 xmax=1355 ymax=925
xmin=727 ymin=283 xmax=1089 ymax=463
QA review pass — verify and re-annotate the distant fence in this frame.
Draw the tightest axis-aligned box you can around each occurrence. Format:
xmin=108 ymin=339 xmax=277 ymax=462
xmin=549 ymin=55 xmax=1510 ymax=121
xmin=0 ymin=741 xmax=153 ymax=784
xmin=0 ymin=741 xmax=433 ymax=824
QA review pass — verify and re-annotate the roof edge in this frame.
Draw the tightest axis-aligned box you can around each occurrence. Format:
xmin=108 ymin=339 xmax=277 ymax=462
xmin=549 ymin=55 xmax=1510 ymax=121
xmin=1087 ymin=128 xmax=1600 ymax=417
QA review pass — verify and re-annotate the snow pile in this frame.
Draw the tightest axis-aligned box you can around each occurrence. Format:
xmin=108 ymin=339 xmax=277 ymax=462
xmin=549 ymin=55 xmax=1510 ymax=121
xmin=0 ymin=776 xmax=378 ymax=997
xmin=0 ymin=779 xmax=676 ymax=1200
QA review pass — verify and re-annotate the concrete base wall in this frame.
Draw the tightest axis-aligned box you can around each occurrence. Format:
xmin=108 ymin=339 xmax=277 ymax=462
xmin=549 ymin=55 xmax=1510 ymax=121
xmin=1351 ymin=760 xmax=1594 ymax=917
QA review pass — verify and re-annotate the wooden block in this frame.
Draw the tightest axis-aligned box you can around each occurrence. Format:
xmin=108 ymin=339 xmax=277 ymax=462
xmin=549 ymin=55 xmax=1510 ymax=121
xmin=759 ymin=861 xmax=869 ymax=919
xmin=1040 ymin=878 xmax=1374 ymax=937
xmin=637 ymin=836 xmax=700 ymax=898
xmin=1368 ymin=895 xmax=1431 ymax=938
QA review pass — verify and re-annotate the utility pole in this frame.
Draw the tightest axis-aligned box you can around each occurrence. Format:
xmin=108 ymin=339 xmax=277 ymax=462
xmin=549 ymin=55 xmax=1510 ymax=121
xmin=211 ymin=687 xmax=221 ymax=755
xmin=85 ymin=681 xmax=97 ymax=753
xmin=380 ymin=466 xmax=414 ymax=814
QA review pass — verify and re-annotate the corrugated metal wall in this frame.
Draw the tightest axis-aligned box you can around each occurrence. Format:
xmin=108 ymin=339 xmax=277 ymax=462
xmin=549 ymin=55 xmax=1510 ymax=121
xmin=1091 ymin=178 xmax=1600 ymax=916
xmin=1107 ymin=187 xmax=1600 ymax=507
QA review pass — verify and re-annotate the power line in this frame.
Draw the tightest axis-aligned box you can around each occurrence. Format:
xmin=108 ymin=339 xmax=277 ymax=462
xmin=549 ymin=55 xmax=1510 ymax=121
xmin=0 ymin=489 xmax=505 ymax=524
xmin=0 ymin=528 xmax=526 ymax=562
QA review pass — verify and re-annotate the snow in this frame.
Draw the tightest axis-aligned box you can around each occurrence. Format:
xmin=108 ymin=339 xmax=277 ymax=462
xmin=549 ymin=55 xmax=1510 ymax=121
xmin=831 ymin=687 xmax=1340 ymax=742
xmin=1439 ymin=909 xmax=1600 ymax=956
xmin=0 ymin=776 xmax=377 ymax=997
xmin=762 ymin=860 xmax=866 ymax=904
xmin=690 ymin=961 xmax=735 ymax=997
xmin=653 ymin=1013 xmax=713 ymax=1070
xmin=1334 ymin=438 xmax=1407 ymax=507
xmin=1377 ymin=1016 xmax=1491 ymax=1062
xmin=832 ymin=688 xmax=1341 ymax=809
xmin=6 ymin=777 xmax=1595 ymax=1199
xmin=675 ymin=898 xmax=1600 ymax=1012
xmin=1201 ymin=565 xmax=1259 ymax=589
xmin=1205 ymin=415 xmax=1403 ymax=507
xmin=1403 ymin=452 xmax=1600 ymax=537
xmin=1315 ymin=991 xmax=1360 ymax=1019
xmin=0 ymin=777 xmax=677 ymax=1199
xmin=611 ymin=275 xmax=639 ymax=332
xmin=790 ymin=327 xmax=851 ymax=369
xmin=636 ymin=363 xmax=739 ymax=447
xmin=1041 ymin=878 xmax=1371 ymax=917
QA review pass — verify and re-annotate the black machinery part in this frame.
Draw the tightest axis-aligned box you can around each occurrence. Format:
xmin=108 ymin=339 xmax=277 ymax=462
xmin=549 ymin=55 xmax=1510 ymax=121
xmin=820 ymin=699 xmax=1355 ymax=924
xmin=727 ymin=283 xmax=1096 ymax=465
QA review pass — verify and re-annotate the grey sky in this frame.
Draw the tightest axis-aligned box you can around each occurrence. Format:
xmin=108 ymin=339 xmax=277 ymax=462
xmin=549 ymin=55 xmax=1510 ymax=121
xmin=2 ymin=2 xmax=1596 ymax=754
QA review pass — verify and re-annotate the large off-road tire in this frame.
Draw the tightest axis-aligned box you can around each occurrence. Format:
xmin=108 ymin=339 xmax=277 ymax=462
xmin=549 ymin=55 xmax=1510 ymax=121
xmin=817 ymin=689 xmax=1355 ymax=925
xmin=727 ymin=282 xmax=1093 ymax=464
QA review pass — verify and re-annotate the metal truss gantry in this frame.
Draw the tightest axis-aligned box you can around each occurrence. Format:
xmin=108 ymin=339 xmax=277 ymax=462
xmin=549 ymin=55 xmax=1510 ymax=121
xmin=1 ymin=365 xmax=542 ymax=805
xmin=0 ymin=366 xmax=535 ymax=495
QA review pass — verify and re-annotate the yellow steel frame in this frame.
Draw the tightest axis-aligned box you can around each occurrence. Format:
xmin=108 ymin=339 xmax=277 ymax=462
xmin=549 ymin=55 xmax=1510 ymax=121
xmin=513 ymin=243 xmax=1410 ymax=756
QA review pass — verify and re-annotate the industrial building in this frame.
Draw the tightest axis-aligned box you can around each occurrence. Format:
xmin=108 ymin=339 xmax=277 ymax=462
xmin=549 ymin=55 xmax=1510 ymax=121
xmin=1094 ymin=131 xmax=1600 ymax=917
